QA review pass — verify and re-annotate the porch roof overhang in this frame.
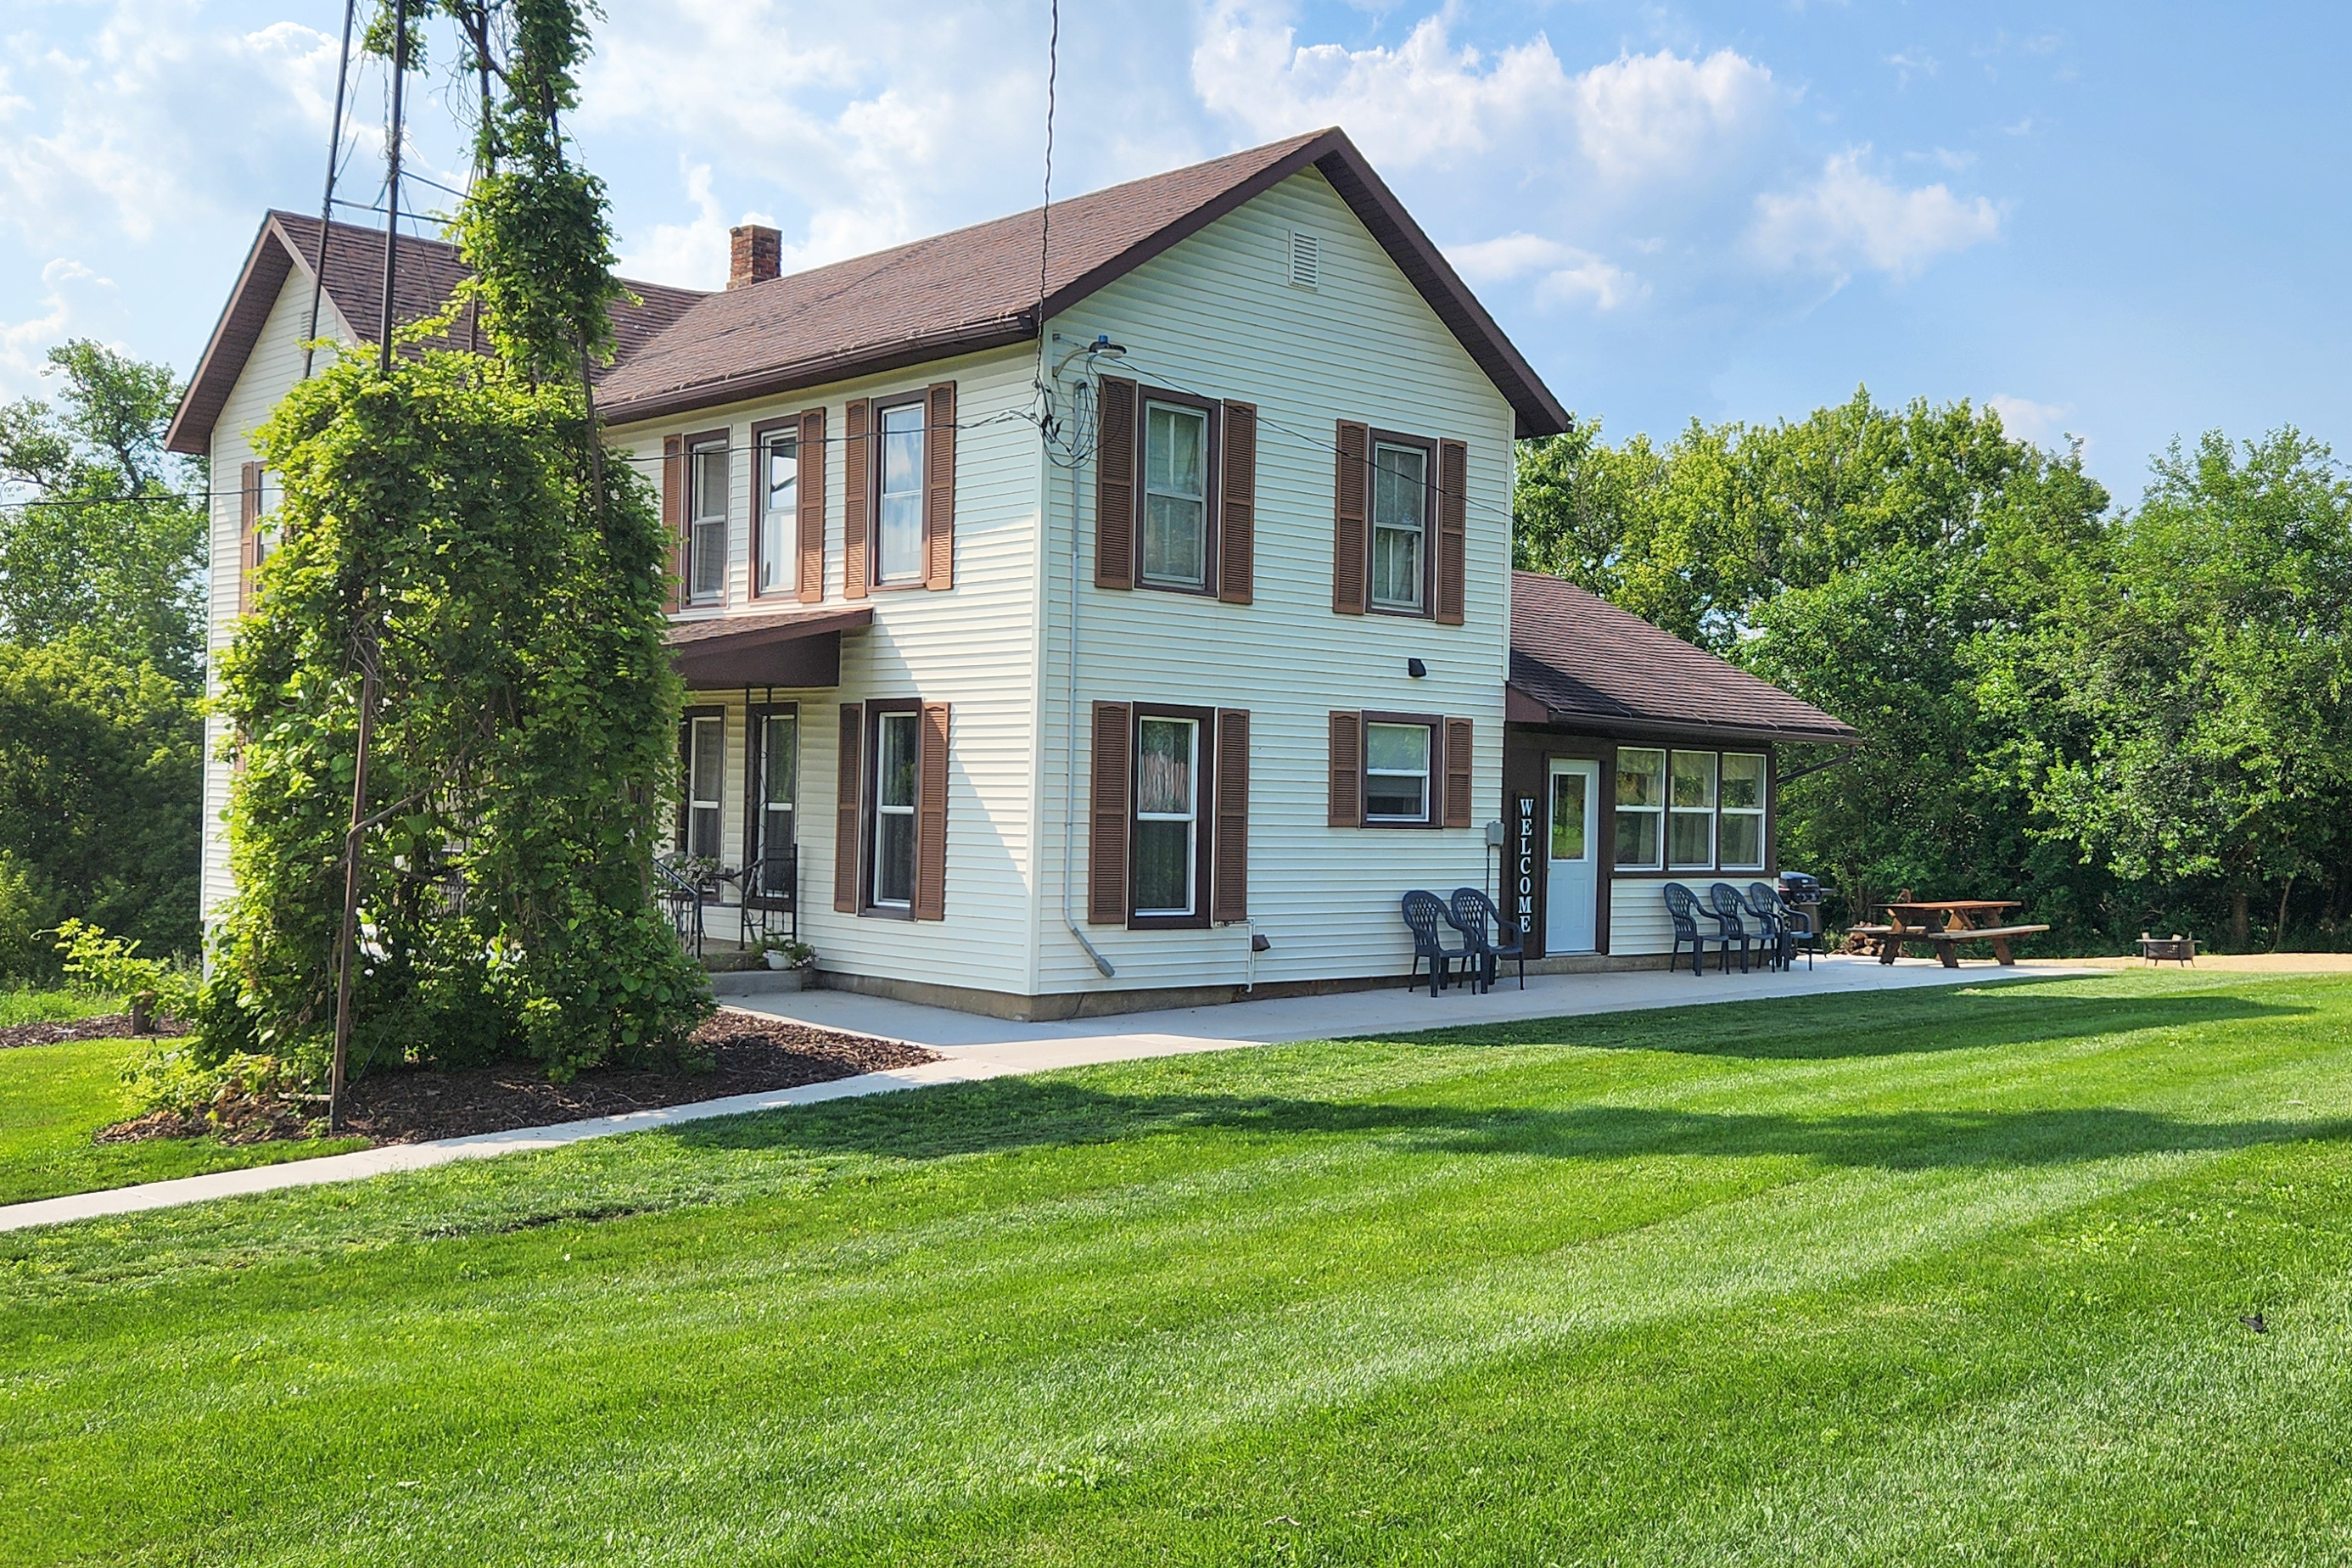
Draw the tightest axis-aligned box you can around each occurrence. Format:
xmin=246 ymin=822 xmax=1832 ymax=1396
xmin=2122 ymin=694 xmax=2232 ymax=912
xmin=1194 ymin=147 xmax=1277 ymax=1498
xmin=1504 ymin=682 xmax=1862 ymax=748
xmin=666 ymin=606 xmax=873 ymax=690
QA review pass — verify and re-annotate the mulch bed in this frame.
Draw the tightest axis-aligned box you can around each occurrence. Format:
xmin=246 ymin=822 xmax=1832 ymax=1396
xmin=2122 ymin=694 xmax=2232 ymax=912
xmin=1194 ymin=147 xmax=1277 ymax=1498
xmin=93 ymin=1011 xmax=940 ymax=1149
xmin=1 ymin=1014 xmax=189 ymax=1050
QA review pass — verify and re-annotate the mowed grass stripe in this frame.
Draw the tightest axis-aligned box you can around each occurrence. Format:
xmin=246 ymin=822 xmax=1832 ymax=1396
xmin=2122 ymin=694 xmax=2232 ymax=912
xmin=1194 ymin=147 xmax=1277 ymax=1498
xmin=3 ymin=972 xmax=2348 ymax=1565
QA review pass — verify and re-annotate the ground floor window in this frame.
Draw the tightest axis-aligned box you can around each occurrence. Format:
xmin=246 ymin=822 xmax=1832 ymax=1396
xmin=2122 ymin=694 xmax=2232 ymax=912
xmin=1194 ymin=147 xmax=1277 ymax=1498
xmin=748 ymin=704 xmax=797 ymax=899
xmin=1364 ymin=720 xmax=1434 ymax=824
xmin=1614 ymin=744 xmax=1769 ymax=874
xmin=1615 ymin=747 xmax=1664 ymax=869
xmin=1133 ymin=712 xmax=1204 ymax=921
xmin=870 ymin=708 xmax=919 ymax=910
xmin=1719 ymin=752 xmax=1766 ymax=871
xmin=680 ymin=709 xmax=725 ymax=861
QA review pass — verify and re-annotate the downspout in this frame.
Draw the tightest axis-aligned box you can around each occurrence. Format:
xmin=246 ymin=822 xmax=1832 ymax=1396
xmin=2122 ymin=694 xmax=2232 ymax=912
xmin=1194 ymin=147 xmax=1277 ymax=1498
xmin=1056 ymin=365 xmax=1116 ymax=978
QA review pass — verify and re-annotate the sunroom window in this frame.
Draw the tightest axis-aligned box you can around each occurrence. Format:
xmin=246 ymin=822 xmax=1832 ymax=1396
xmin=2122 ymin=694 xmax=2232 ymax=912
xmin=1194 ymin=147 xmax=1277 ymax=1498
xmin=1667 ymin=750 xmax=1717 ymax=870
xmin=1615 ymin=748 xmax=1665 ymax=870
xmin=1719 ymin=753 xmax=1766 ymax=871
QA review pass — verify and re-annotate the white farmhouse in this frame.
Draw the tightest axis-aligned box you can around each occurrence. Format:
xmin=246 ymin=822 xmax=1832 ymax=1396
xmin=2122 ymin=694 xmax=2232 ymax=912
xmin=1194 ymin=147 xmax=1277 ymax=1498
xmin=169 ymin=129 xmax=1857 ymax=1019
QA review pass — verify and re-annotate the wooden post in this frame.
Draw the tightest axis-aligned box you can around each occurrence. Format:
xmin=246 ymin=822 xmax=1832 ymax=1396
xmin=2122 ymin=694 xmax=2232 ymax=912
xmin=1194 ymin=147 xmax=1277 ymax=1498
xmin=328 ymin=651 xmax=378 ymax=1134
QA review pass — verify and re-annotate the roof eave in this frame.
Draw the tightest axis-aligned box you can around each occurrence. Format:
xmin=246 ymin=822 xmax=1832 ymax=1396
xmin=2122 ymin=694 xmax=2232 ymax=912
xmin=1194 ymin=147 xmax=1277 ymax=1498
xmin=600 ymin=317 xmax=1036 ymax=429
xmin=165 ymin=215 xmax=306 ymax=456
xmin=1505 ymin=687 xmax=1863 ymax=748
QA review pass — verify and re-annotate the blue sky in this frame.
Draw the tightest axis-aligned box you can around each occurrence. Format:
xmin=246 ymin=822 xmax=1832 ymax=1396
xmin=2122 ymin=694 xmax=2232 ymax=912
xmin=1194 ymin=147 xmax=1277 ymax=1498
xmin=3 ymin=1 xmax=2344 ymax=496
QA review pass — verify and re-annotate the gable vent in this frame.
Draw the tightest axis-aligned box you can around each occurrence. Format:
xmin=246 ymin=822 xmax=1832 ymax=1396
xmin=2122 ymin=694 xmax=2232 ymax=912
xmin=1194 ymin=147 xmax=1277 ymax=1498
xmin=1287 ymin=229 xmax=1321 ymax=290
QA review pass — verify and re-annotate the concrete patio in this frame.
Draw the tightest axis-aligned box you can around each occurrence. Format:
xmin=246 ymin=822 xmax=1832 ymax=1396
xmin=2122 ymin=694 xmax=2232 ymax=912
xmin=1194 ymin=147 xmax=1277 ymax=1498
xmin=0 ymin=955 xmax=2086 ymax=1232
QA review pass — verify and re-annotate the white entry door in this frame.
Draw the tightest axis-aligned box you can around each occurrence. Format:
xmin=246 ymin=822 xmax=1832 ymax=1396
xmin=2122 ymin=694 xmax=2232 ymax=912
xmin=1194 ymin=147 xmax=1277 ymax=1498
xmin=1547 ymin=759 xmax=1599 ymax=954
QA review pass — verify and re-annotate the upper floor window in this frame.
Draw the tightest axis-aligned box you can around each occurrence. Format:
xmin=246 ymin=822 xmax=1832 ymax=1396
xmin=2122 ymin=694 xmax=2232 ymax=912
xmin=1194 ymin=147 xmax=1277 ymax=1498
xmin=757 ymin=429 xmax=797 ymax=597
xmin=1141 ymin=401 xmax=1211 ymax=591
xmin=688 ymin=438 xmax=728 ymax=604
xmin=876 ymin=400 xmax=926 ymax=585
xmin=1370 ymin=439 xmax=1430 ymax=613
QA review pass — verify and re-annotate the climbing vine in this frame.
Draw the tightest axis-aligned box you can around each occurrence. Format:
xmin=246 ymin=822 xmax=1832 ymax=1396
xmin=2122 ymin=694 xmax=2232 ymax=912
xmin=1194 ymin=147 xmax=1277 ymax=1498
xmin=199 ymin=0 xmax=705 ymax=1081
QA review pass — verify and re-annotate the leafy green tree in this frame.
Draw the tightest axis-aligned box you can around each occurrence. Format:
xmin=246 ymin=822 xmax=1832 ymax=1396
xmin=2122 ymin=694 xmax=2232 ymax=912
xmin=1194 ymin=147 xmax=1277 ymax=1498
xmin=0 ymin=642 xmax=201 ymax=977
xmin=199 ymin=0 xmax=704 ymax=1079
xmin=1516 ymin=391 xmax=2118 ymax=939
xmin=2036 ymin=430 xmax=2352 ymax=947
xmin=0 ymin=341 xmax=207 ymax=691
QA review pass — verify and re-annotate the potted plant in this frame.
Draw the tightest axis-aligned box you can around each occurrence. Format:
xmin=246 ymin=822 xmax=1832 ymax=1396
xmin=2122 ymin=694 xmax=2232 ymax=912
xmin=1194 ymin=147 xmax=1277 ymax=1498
xmin=760 ymin=937 xmax=816 ymax=972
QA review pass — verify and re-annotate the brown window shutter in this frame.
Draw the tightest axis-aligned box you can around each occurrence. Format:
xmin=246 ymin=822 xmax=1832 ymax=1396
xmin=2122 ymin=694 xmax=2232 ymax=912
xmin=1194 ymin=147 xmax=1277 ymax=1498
xmin=1218 ymin=401 xmax=1256 ymax=605
xmin=1436 ymin=438 xmax=1468 ymax=626
xmin=1212 ymin=708 xmax=1250 ymax=921
xmin=797 ymin=407 xmax=826 ymax=604
xmin=661 ymin=434 xmax=686 ymax=613
xmin=923 ymin=382 xmax=955 ymax=591
xmin=1328 ymin=711 xmax=1363 ymax=827
xmin=1333 ymin=421 xmax=1369 ymax=613
xmin=238 ymin=462 xmax=261 ymax=614
xmin=914 ymin=702 xmax=950 ymax=920
xmin=1444 ymin=717 xmax=1474 ymax=827
xmin=1095 ymin=376 xmax=1136 ymax=590
xmin=834 ymin=703 xmax=864 ymax=912
xmin=842 ymin=399 xmax=870 ymax=600
xmin=1088 ymin=701 xmax=1132 ymax=924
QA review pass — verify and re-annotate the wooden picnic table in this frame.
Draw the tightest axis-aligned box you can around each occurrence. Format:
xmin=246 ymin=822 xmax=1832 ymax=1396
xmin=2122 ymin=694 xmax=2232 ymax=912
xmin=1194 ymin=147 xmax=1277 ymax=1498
xmin=1856 ymin=900 xmax=2048 ymax=968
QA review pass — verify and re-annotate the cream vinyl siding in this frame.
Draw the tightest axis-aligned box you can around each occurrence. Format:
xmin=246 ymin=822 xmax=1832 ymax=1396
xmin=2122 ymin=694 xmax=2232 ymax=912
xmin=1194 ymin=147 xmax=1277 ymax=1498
xmin=1610 ymin=878 xmax=1764 ymax=955
xmin=1033 ymin=168 xmax=1516 ymax=994
xmin=613 ymin=342 xmax=1044 ymax=997
xmin=200 ymin=266 xmax=355 ymax=922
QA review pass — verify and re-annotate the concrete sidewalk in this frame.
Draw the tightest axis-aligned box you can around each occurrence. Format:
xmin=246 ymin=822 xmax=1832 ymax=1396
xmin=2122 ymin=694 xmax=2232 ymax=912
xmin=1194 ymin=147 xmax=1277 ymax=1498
xmin=0 ymin=955 xmax=2080 ymax=1233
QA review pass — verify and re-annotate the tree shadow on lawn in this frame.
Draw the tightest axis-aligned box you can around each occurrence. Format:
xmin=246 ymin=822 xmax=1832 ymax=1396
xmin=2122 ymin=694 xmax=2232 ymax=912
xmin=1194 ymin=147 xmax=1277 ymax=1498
xmin=1388 ymin=984 xmax=2312 ymax=1062
xmin=668 ymin=1073 xmax=2346 ymax=1177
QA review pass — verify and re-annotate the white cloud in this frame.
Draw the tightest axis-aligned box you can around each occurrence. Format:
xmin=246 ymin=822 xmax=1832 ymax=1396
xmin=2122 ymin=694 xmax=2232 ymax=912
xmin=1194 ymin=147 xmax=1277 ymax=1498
xmin=617 ymin=162 xmax=779 ymax=289
xmin=1446 ymin=233 xmax=1643 ymax=311
xmin=2 ymin=257 xmax=120 ymax=382
xmin=1190 ymin=4 xmax=1568 ymax=169
xmin=1567 ymin=49 xmax=1778 ymax=184
xmin=1987 ymin=394 xmax=2074 ymax=445
xmin=1750 ymin=149 xmax=2001 ymax=279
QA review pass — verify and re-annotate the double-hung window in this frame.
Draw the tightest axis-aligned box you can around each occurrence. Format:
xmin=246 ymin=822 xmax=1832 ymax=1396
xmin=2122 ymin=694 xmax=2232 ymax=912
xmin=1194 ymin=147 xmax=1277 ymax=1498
xmin=687 ymin=438 xmax=728 ymax=604
xmin=870 ymin=708 xmax=919 ymax=909
xmin=1132 ymin=714 xmax=1201 ymax=919
xmin=1140 ymin=400 xmax=1211 ymax=590
xmin=1615 ymin=748 xmax=1665 ymax=870
xmin=1667 ymin=750 xmax=1718 ymax=870
xmin=876 ymin=400 xmax=926 ymax=585
xmin=749 ymin=706 xmax=797 ymax=899
xmin=1370 ymin=440 xmax=1430 ymax=613
xmin=1364 ymin=720 xmax=1434 ymax=824
xmin=1719 ymin=753 xmax=1766 ymax=871
xmin=757 ymin=428 xmax=797 ymax=597
xmin=682 ymin=711 xmax=725 ymax=861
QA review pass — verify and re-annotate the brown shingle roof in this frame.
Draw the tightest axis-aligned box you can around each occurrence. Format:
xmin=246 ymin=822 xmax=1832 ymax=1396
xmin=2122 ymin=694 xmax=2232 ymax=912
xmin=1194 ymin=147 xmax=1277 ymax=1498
xmin=596 ymin=128 xmax=1570 ymax=437
xmin=165 ymin=212 xmax=704 ymax=455
xmin=1509 ymin=571 xmax=1860 ymax=744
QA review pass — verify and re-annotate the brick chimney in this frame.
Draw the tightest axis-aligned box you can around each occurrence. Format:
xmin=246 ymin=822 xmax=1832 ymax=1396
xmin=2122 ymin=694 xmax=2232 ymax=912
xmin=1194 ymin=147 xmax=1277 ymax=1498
xmin=728 ymin=224 xmax=782 ymax=289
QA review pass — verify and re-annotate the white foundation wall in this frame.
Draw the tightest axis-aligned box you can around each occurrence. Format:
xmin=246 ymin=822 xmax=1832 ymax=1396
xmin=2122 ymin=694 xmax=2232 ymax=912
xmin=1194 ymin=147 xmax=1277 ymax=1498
xmin=200 ymin=269 xmax=353 ymax=924
xmin=1031 ymin=168 xmax=1518 ymax=995
xmin=616 ymin=342 xmax=1045 ymax=997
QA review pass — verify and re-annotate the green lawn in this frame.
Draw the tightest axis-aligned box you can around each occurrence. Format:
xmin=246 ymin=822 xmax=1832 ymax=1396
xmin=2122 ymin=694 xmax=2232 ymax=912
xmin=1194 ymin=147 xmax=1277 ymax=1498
xmin=0 ymin=1034 xmax=367 ymax=1206
xmin=5 ymin=970 xmax=2350 ymax=1565
xmin=0 ymin=986 xmax=118 ymax=1029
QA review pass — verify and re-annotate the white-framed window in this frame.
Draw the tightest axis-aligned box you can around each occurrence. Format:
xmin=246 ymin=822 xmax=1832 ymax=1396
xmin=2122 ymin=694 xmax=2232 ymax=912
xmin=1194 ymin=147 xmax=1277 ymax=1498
xmin=758 ymin=430 xmax=797 ymax=596
xmin=688 ymin=439 xmax=728 ymax=604
xmin=685 ymin=713 xmax=725 ymax=860
xmin=1132 ymin=715 xmax=1200 ymax=916
xmin=1720 ymin=752 xmax=1766 ymax=871
xmin=876 ymin=401 xmax=925 ymax=584
xmin=1364 ymin=720 xmax=1433 ymax=823
xmin=1370 ymin=440 xmax=1428 ymax=612
xmin=1141 ymin=401 xmax=1210 ymax=590
xmin=751 ymin=708 xmax=797 ymax=897
xmin=871 ymin=709 xmax=919 ymax=907
xmin=1668 ymin=750 xmax=1717 ymax=870
xmin=1615 ymin=748 xmax=1665 ymax=870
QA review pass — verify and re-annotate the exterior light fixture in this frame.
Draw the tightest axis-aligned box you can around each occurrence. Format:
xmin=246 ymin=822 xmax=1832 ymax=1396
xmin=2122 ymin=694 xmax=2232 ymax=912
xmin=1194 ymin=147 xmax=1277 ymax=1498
xmin=1407 ymin=658 xmax=1427 ymax=678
